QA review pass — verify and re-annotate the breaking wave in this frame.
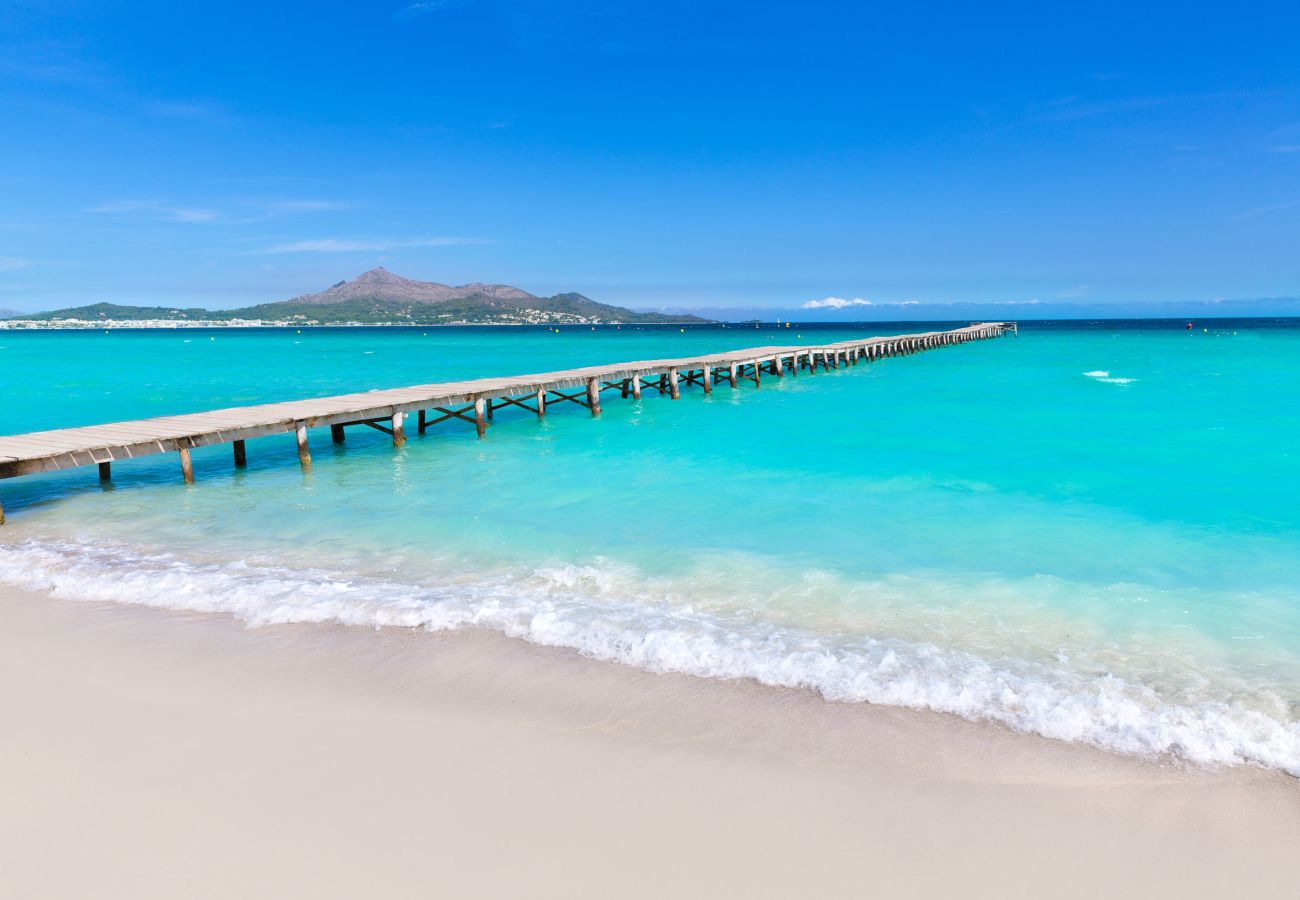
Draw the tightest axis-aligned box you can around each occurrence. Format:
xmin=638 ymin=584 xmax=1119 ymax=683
xmin=1 ymin=536 xmax=1297 ymax=776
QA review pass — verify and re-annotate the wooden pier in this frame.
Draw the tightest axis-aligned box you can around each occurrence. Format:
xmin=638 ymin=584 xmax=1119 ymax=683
xmin=0 ymin=323 xmax=1014 ymax=523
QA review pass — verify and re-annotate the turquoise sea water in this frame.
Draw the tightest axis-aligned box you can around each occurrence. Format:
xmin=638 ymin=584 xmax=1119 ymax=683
xmin=2 ymin=321 xmax=1299 ymax=772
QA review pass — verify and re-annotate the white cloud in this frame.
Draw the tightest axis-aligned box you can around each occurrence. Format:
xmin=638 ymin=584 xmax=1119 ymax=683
xmin=88 ymin=200 xmax=159 ymax=213
xmin=169 ymin=207 xmax=219 ymax=223
xmin=801 ymin=296 xmax=874 ymax=309
xmin=264 ymin=200 xmax=348 ymax=216
xmin=1230 ymin=199 xmax=1300 ymax=220
xmin=257 ymin=236 xmax=488 ymax=254
xmin=395 ymin=0 xmax=473 ymax=21
xmin=88 ymin=200 xmax=218 ymax=223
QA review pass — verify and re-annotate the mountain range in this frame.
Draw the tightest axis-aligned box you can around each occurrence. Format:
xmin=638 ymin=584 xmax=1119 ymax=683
xmin=11 ymin=268 xmax=712 ymax=326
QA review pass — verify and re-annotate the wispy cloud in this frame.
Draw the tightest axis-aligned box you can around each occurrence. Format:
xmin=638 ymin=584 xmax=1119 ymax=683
xmin=88 ymin=200 xmax=219 ymax=223
xmin=87 ymin=198 xmax=345 ymax=224
xmin=257 ymin=236 xmax=488 ymax=254
xmin=140 ymin=99 xmax=232 ymax=122
xmin=1030 ymin=89 xmax=1273 ymax=124
xmin=802 ymin=296 xmax=873 ymax=309
xmin=394 ymin=0 xmax=474 ymax=21
xmin=264 ymin=200 xmax=349 ymax=215
xmin=0 ymin=41 xmax=106 ymax=88
xmin=1033 ymin=94 xmax=1174 ymax=123
xmin=0 ymin=256 xmax=35 ymax=273
xmin=1267 ymin=145 xmax=1300 ymax=154
xmin=1230 ymin=199 xmax=1300 ymax=220
xmin=170 ymin=207 xmax=220 ymax=223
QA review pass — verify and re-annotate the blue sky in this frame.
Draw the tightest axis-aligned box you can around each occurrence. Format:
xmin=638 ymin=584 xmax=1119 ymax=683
xmin=2 ymin=0 xmax=1299 ymax=317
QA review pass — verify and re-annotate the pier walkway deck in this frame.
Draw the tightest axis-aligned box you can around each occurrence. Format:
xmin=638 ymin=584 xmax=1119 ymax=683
xmin=0 ymin=323 xmax=1015 ymax=521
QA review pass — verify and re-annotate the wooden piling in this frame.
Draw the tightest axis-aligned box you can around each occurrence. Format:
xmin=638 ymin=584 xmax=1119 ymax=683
xmin=179 ymin=447 xmax=195 ymax=484
xmin=295 ymin=426 xmax=311 ymax=470
xmin=233 ymin=439 xmax=247 ymax=467
xmin=418 ymin=409 xmax=427 ymax=434
xmin=703 ymin=366 xmax=713 ymax=394
xmin=729 ymin=363 xmax=739 ymax=387
xmin=631 ymin=377 xmax=642 ymax=400
xmin=331 ymin=424 xmax=346 ymax=444
xmin=587 ymin=378 xmax=602 ymax=415
xmin=474 ymin=399 xmax=488 ymax=437
xmin=536 ymin=389 xmax=547 ymax=418
xmin=392 ymin=411 xmax=406 ymax=447
xmin=669 ymin=368 xmax=681 ymax=400
xmin=98 ymin=461 xmax=111 ymax=481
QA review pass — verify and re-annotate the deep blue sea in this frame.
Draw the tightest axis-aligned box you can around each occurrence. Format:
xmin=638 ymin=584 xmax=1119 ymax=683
xmin=2 ymin=320 xmax=1298 ymax=772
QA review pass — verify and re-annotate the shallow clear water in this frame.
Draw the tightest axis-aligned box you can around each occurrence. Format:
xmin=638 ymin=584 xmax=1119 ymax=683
xmin=2 ymin=321 xmax=1299 ymax=772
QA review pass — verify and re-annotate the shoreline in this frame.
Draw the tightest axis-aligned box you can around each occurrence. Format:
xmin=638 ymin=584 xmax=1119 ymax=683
xmin=2 ymin=582 xmax=1297 ymax=899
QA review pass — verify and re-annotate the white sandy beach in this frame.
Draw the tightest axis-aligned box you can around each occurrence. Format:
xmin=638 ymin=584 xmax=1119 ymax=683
xmin=2 ymin=582 xmax=1297 ymax=900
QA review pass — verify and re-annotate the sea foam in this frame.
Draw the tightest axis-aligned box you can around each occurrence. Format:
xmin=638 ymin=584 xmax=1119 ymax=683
xmin=2 ymin=537 xmax=1297 ymax=776
xmin=1084 ymin=369 xmax=1138 ymax=384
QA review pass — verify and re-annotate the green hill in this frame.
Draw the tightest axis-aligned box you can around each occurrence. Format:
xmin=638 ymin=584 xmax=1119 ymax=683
xmin=13 ymin=270 xmax=712 ymax=326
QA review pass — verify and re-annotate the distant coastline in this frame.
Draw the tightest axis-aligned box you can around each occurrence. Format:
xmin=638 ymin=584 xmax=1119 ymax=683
xmin=0 ymin=318 xmax=711 ymax=330
xmin=4 ymin=267 xmax=715 ymax=328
